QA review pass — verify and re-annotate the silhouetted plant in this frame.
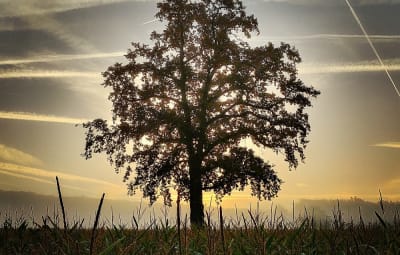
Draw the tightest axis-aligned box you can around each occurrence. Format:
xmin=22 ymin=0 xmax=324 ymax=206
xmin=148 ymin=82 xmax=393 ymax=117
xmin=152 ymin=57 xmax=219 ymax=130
xmin=1 ymin=200 xmax=400 ymax=254
xmin=83 ymin=0 xmax=320 ymax=226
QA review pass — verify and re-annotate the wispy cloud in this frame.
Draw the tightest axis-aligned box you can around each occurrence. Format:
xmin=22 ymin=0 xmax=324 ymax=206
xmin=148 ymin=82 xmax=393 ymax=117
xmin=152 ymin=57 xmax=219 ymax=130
xmin=263 ymin=0 xmax=400 ymax=6
xmin=0 ymin=168 xmax=87 ymax=192
xmin=0 ymin=69 xmax=100 ymax=79
xmin=299 ymin=62 xmax=400 ymax=74
xmin=0 ymin=1 xmax=104 ymax=53
xmin=0 ymin=168 xmax=54 ymax=186
xmin=345 ymin=0 xmax=400 ymax=97
xmin=3 ymin=59 xmax=399 ymax=78
xmin=371 ymin=142 xmax=400 ymax=149
xmin=384 ymin=178 xmax=400 ymax=191
xmin=249 ymin=34 xmax=400 ymax=48
xmin=0 ymin=111 xmax=88 ymax=124
xmin=142 ymin=19 xmax=157 ymax=25
xmin=0 ymin=0 xmax=139 ymax=18
xmin=349 ymin=0 xmax=400 ymax=5
xmin=296 ymin=183 xmax=309 ymax=188
xmin=0 ymin=163 xmax=115 ymax=193
xmin=265 ymin=34 xmax=400 ymax=42
xmin=299 ymin=58 xmax=400 ymax=74
xmin=21 ymin=14 xmax=97 ymax=53
xmin=0 ymin=162 xmax=120 ymax=188
xmin=0 ymin=52 xmax=125 ymax=66
xmin=0 ymin=144 xmax=43 ymax=166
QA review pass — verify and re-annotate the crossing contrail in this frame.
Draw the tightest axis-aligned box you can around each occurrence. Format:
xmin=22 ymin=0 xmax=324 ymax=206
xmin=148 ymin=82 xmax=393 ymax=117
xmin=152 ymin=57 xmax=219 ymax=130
xmin=345 ymin=0 xmax=400 ymax=97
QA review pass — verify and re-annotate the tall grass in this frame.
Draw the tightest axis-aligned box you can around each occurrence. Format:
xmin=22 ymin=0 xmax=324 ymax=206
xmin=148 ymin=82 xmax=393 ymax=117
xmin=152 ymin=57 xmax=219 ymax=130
xmin=0 ymin=178 xmax=399 ymax=254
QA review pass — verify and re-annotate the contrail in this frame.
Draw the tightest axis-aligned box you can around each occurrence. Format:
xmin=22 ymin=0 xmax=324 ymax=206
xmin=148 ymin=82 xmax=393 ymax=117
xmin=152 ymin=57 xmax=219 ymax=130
xmin=299 ymin=62 xmax=400 ymax=74
xmin=345 ymin=0 xmax=400 ymax=97
xmin=0 ymin=111 xmax=88 ymax=124
xmin=0 ymin=52 xmax=124 ymax=66
xmin=372 ymin=142 xmax=400 ymax=149
xmin=142 ymin=19 xmax=157 ymax=25
xmin=267 ymin=34 xmax=400 ymax=41
xmin=0 ymin=70 xmax=100 ymax=79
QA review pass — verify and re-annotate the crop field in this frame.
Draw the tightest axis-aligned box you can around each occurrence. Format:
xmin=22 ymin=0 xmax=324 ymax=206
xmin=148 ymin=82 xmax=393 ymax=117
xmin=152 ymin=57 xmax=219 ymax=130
xmin=1 ymin=179 xmax=399 ymax=254
xmin=1 ymin=198 xmax=399 ymax=255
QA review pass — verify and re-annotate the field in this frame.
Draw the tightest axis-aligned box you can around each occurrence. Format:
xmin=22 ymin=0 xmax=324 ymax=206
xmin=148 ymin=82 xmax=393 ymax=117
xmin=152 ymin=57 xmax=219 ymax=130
xmin=1 ymin=179 xmax=399 ymax=254
xmin=1 ymin=197 xmax=400 ymax=255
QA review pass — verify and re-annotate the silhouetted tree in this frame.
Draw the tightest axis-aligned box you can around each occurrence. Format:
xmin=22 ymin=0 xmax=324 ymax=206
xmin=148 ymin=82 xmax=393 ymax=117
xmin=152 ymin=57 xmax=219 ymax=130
xmin=83 ymin=0 xmax=320 ymax=226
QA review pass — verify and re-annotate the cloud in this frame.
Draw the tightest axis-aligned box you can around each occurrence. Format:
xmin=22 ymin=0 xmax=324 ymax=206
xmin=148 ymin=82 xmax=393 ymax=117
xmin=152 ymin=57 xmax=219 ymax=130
xmin=249 ymin=34 xmax=400 ymax=48
xmin=382 ymin=179 xmax=400 ymax=201
xmin=344 ymin=0 xmax=400 ymax=5
xmin=345 ymin=0 xmax=400 ymax=97
xmin=299 ymin=59 xmax=400 ymax=74
xmin=264 ymin=34 xmax=400 ymax=42
xmin=0 ymin=1 xmax=105 ymax=53
xmin=296 ymin=183 xmax=309 ymax=188
xmin=20 ymin=14 xmax=97 ymax=53
xmin=0 ymin=52 xmax=125 ymax=66
xmin=263 ymin=0 xmax=400 ymax=6
xmin=0 ymin=168 xmax=54 ymax=186
xmin=0 ymin=144 xmax=43 ymax=166
xmin=3 ymin=58 xmax=400 ymax=78
xmin=371 ymin=142 xmax=400 ymax=149
xmin=0 ymin=69 xmax=100 ymax=79
xmin=0 ymin=0 xmax=141 ymax=18
xmin=142 ymin=19 xmax=157 ymax=25
xmin=0 ymin=161 xmax=127 ymax=199
xmin=0 ymin=111 xmax=89 ymax=124
xmin=0 ymin=162 xmax=120 ymax=188
xmin=3 ymin=59 xmax=399 ymax=78
xmin=0 ymin=167 xmax=96 ymax=193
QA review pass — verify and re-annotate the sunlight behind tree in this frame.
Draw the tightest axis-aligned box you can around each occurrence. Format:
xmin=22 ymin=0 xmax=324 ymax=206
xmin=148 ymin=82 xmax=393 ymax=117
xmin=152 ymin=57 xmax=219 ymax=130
xmin=83 ymin=0 xmax=319 ymax=226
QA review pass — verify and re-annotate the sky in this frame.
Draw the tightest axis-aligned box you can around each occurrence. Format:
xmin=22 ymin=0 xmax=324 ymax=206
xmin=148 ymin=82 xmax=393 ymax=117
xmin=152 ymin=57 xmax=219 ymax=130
xmin=0 ymin=0 xmax=399 ymax=210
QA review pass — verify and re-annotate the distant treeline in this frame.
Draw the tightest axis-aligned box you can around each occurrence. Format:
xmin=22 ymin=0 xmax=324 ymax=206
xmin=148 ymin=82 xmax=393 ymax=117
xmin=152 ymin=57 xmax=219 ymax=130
xmin=295 ymin=197 xmax=399 ymax=223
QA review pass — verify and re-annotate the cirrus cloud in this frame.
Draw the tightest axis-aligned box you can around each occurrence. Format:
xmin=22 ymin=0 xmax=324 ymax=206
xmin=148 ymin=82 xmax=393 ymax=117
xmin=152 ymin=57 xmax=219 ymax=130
xmin=0 ymin=51 xmax=124 ymax=66
xmin=371 ymin=142 xmax=400 ymax=149
xmin=0 ymin=0 xmax=143 ymax=18
xmin=0 ymin=69 xmax=100 ymax=79
xmin=0 ymin=162 xmax=120 ymax=188
xmin=264 ymin=0 xmax=400 ymax=6
xmin=0 ymin=144 xmax=43 ymax=166
xmin=299 ymin=62 xmax=400 ymax=74
xmin=0 ymin=111 xmax=89 ymax=124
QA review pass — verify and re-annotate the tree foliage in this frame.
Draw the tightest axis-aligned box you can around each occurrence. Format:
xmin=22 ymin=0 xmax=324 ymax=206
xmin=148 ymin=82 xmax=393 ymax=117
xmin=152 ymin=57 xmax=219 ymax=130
xmin=83 ymin=0 xmax=320 ymax=225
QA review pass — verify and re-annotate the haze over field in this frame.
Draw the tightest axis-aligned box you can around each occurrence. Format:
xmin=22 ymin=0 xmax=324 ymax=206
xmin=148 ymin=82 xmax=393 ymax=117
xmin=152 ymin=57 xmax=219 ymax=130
xmin=0 ymin=0 xmax=399 ymax=212
xmin=0 ymin=190 xmax=398 ymax=227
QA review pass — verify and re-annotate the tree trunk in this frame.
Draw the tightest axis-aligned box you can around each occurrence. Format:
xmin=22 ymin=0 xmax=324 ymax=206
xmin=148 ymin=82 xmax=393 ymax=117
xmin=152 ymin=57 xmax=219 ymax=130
xmin=189 ymin=158 xmax=204 ymax=227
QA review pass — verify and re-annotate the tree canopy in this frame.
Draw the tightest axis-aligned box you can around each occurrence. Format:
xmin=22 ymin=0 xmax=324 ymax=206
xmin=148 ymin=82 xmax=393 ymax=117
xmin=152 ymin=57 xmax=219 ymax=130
xmin=83 ymin=0 xmax=320 ymax=226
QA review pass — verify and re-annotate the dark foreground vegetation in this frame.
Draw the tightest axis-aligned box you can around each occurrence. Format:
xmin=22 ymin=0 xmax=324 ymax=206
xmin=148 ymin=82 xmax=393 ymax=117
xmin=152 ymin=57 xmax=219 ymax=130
xmin=1 ymin=179 xmax=399 ymax=254
xmin=1 ymin=202 xmax=399 ymax=255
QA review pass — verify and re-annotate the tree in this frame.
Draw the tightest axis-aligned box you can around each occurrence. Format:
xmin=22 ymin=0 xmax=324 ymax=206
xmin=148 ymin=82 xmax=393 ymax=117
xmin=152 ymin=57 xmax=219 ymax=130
xmin=83 ymin=0 xmax=320 ymax=226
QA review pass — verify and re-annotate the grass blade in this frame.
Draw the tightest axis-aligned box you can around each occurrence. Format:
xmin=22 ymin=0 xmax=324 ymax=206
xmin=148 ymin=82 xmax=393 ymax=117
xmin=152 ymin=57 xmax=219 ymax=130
xmin=375 ymin=211 xmax=387 ymax=229
xmin=56 ymin=176 xmax=67 ymax=231
xmin=90 ymin=193 xmax=105 ymax=255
